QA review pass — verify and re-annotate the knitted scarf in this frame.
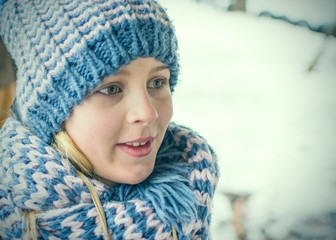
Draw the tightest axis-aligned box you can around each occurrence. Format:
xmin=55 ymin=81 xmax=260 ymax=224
xmin=0 ymin=118 xmax=219 ymax=239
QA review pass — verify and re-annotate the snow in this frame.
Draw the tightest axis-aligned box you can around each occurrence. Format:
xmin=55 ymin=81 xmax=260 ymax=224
xmin=158 ymin=0 xmax=336 ymax=239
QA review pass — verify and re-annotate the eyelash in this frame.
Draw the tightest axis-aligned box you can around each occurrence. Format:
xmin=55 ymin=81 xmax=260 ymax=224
xmin=148 ymin=77 xmax=168 ymax=89
xmin=96 ymin=77 xmax=169 ymax=96
xmin=98 ymin=84 xmax=121 ymax=95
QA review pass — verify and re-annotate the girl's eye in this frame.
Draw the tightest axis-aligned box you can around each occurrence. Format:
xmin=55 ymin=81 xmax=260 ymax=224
xmin=99 ymin=85 xmax=121 ymax=95
xmin=148 ymin=78 xmax=168 ymax=89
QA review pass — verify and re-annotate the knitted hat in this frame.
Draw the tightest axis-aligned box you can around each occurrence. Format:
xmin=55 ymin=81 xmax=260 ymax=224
xmin=0 ymin=0 xmax=179 ymax=144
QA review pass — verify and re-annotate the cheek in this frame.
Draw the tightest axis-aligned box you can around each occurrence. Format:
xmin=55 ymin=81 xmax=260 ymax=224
xmin=64 ymin=103 xmax=118 ymax=157
xmin=158 ymin=95 xmax=173 ymax=125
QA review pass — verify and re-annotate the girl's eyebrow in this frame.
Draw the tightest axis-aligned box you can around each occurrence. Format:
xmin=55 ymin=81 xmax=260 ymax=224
xmin=150 ymin=65 xmax=169 ymax=74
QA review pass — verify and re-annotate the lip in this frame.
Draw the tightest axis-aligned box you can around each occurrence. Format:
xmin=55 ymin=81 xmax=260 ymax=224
xmin=117 ymin=137 xmax=154 ymax=157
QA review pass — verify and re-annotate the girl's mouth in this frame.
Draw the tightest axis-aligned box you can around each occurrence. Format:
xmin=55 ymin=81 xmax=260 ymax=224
xmin=117 ymin=138 xmax=154 ymax=157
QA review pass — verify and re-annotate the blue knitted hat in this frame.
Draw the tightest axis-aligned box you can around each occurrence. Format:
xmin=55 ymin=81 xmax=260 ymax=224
xmin=0 ymin=0 xmax=179 ymax=144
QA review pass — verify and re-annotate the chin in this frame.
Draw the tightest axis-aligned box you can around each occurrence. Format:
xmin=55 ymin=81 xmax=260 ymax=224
xmin=96 ymin=172 xmax=151 ymax=186
xmin=123 ymin=167 xmax=154 ymax=185
xmin=125 ymin=178 xmax=146 ymax=185
xmin=125 ymin=173 xmax=151 ymax=185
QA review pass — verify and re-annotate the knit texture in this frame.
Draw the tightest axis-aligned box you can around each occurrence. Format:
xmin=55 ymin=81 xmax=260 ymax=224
xmin=0 ymin=119 xmax=219 ymax=239
xmin=0 ymin=0 xmax=179 ymax=144
xmin=0 ymin=0 xmax=219 ymax=238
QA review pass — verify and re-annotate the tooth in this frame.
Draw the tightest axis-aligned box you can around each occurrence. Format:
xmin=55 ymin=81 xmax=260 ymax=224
xmin=125 ymin=142 xmax=148 ymax=147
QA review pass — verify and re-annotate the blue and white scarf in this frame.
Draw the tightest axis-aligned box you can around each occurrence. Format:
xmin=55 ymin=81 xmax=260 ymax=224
xmin=0 ymin=118 xmax=219 ymax=239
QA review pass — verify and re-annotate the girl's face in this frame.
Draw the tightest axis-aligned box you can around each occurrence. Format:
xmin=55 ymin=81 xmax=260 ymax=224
xmin=64 ymin=57 xmax=173 ymax=186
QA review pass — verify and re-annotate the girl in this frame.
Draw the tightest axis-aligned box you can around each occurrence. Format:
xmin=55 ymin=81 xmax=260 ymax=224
xmin=0 ymin=0 xmax=219 ymax=239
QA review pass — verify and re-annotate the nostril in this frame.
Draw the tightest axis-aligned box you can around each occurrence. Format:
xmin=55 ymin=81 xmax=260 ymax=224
xmin=127 ymin=96 xmax=158 ymax=125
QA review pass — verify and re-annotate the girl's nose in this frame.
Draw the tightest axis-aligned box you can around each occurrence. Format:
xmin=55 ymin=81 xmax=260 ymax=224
xmin=126 ymin=90 xmax=158 ymax=125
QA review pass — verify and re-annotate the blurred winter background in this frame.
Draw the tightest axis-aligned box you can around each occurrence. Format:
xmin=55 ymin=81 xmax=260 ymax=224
xmin=158 ymin=0 xmax=336 ymax=239
xmin=0 ymin=0 xmax=335 ymax=239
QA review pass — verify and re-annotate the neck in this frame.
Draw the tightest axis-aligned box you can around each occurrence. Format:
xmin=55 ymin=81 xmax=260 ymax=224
xmin=94 ymin=174 xmax=118 ymax=187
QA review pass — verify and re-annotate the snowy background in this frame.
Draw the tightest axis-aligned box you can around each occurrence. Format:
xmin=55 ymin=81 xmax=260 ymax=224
xmin=158 ymin=0 xmax=336 ymax=239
